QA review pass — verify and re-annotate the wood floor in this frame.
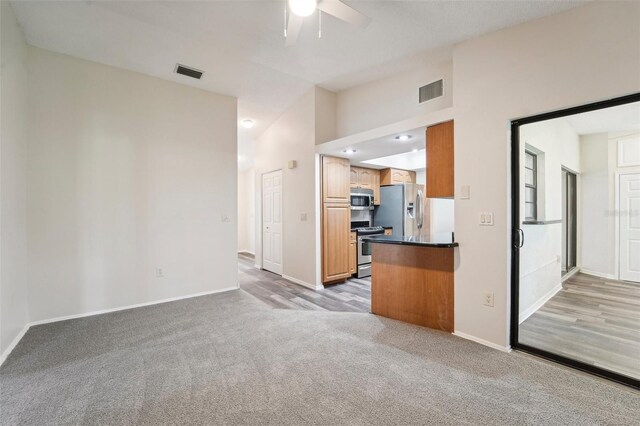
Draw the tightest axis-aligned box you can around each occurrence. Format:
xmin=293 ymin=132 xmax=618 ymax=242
xmin=238 ymin=254 xmax=371 ymax=313
xmin=520 ymin=272 xmax=640 ymax=380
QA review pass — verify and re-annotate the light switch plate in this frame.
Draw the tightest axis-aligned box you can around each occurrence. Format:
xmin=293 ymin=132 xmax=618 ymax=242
xmin=479 ymin=212 xmax=494 ymax=226
xmin=460 ymin=185 xmax=470 ymax=199
xmin=300 ymin=213 xmax=307 ymax=221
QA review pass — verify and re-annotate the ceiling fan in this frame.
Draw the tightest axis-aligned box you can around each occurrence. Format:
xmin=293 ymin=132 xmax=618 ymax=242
xmin=285 ymin=0 xmax=371 ymax=46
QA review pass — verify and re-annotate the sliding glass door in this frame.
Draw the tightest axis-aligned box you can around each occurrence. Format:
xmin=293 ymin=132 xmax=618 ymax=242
xmin=511 ymin=93 xmax=640 ymax=389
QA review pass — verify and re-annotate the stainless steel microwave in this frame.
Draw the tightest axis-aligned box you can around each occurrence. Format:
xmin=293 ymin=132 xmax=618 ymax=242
xmin=350 ymin=188 xmax=374 ymax=210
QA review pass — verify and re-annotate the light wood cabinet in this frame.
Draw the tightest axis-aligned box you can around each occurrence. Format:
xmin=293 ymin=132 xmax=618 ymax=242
xmin=426 ymin=120 xmax=454 ymax=198
xmin=321 ymin=155 xmax=352 ymax=284
xmin=373 ymin=172 xmax=380 ymax=205
xmin=322 ymin=204 xmax=351 ymax=282
xmin=358 ymin=168 xmax=375 ymax=188
xmin=349 ymin=231 xmax=357 ymax=275
xmin=323 ymin=156 xmax=351 ymax=204
xmin=371 ymin=244 xmax=454 ymax=332
xmin=350 ymin=166 xmax=381 ymax=205
xmin=380 ymin=168 xmax=416 ymax=185
xmin=349 ymin=168 xmax=359 ymax=187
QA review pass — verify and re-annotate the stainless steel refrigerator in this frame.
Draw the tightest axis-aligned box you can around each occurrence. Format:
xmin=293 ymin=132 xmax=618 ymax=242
xmin=374 ymin=184 xmax=426 ymax=237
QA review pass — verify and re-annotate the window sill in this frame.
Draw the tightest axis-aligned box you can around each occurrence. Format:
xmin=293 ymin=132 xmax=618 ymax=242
xmin=522 ymin=219 xmax=562 ymax=225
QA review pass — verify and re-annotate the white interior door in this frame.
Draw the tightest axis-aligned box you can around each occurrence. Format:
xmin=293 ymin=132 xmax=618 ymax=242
xmin=262 ymin=170 xmax=283 ymax=275
xmin=619 ymin=173 xmax=640 ymax=283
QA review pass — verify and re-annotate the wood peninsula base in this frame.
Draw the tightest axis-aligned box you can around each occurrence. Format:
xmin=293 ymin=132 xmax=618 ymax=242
xmin=370 ymin=241 xmax=455 ymax=332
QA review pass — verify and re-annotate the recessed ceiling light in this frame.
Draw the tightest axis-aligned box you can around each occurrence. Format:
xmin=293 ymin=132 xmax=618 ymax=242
xmin=289 ymin=0 xmax=317 ymax=17
xmin=343 ymin=149 xmax=356 ymax=154
xmin=395 ymin=135 xmax=412 ymax=141
xmin=241 ymin=119 xmax=254 ymax=129
xmin=412 ymin=149 xmax=419 ymax=153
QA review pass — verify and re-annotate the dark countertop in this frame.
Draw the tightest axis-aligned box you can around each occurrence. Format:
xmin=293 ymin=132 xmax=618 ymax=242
xmin=362 ymin=234 xmax=458 ymax=248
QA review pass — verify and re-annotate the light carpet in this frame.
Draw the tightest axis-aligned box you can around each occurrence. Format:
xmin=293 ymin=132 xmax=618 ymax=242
xmin=1 ymin=290 xmax=638 ymax=425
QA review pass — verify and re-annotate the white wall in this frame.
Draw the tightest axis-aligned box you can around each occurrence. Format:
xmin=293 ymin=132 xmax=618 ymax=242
xmin=315 ymin=87 xmax=337 ymax=145
xmin=238 ymin=168 xmax=256 ymax=254
xmin=26 ymin=47 xmax=238 ymax=322
xmin=453 ymin=1 xmax=640 ymax=347
xmin=580 ymin=133 xmax=613 ymax=276
xmin=0 ymin=2 xmax=30 ymax=357
xmin=521 ymin=119 xmax=581 ymax=222
xmin=254 ymin=88 xmax=319 ymax=287
xmin=335 ymin=56 xmax=452 ymax=138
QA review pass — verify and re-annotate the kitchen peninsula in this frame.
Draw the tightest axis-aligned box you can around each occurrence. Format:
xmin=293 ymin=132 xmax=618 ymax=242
xmin=363 ymin=234 xmax=458 ymax=332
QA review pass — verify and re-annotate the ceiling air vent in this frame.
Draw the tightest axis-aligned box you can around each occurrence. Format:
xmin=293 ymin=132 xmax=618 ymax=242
xmin=419 ymin=79 xmax=443 ymax=103
xmin=175 ymin=64 xmax=204 ymax=80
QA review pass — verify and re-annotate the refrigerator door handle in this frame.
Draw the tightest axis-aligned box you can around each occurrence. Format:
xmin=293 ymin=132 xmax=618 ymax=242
xmin=416 ymin=190 xmax=424 ymax=231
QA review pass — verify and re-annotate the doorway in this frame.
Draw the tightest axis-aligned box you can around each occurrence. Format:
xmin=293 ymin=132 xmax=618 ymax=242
xmin=262 ymin=170 xmax=283 ymax=275
xmin=561 ymin=168 xmax=577 ymax=277
xmin=511 ymin=93 xmax=640 ymax=389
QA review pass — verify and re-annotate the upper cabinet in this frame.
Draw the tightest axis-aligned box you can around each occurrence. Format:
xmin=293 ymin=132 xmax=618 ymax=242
xmin=380 ymin=168 xmax=416 ymax=185
xmin=323 ymin=156 xmax=351 ymax=204
xmin=358 ymin=168 xmax=376 ymax=188
xmin=350 ymin=168 xmax=359 ymax=187
xmin=350 ymin=166 xmax=381 ymax=205
xmin=426 ymin=120 xmax=454 ymax=198
xmin=372 ymin=171 xmax=380 ymax=206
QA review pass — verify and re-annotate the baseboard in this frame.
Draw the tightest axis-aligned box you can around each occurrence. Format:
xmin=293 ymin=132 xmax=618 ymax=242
xmin=0 ymin=323 xmax=31 ymax=367
xmin=30 ymin=286 xmax=239 ymax=327
xmin=519 ymin=282 xmax=562 ymax=324
xmin=453 ymin=331 xmax=512 ymax=353
xmin=579 ymin=268 xmax=616 ymax=280
xmin=238 ymin=250 xmax=255 ymax=258
xmin=561 ymin=267 xmax=580 ymax=282
xmin=282 ymin=274 xmax=323 ymax=290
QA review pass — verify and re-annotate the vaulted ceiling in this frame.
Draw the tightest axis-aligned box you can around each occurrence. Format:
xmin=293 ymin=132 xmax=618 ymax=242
xmin=11 ymin=0 xmax=584 ymax=169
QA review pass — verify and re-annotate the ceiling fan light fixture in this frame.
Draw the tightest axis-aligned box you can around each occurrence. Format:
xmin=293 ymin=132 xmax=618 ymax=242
xmin=289 ymin=0 xmax=317 ymax=17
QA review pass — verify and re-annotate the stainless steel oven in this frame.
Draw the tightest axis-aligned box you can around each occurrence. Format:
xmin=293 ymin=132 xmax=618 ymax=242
xmin=350 ymin=189 xmax=374 ymax=210
xmin=356 ymin=226 xmax=384 ymax=278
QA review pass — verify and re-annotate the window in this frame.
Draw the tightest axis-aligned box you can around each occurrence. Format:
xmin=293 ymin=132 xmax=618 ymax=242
xmin=524 ymin=151 xmax=537 ymax=221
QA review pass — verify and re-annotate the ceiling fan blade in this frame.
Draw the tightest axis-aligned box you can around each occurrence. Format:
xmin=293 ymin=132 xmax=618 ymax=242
xmin=285 ymin=13 xmax=304 ymax=46
xmin=317 ymin=0 xmax=371 ymax=29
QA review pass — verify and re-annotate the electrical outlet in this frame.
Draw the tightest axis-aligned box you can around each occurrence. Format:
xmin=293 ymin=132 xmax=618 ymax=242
xmin=483 ymin=291 xmax=494 ymax=307
xmin=221 ymin=213 xmax=231 ymax=222
xmin=156 ymin=268 xmax=164 ymax=278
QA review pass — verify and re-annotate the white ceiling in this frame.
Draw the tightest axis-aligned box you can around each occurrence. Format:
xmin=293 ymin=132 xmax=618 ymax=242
xmin=564 ymin=101 xmax=640 ymax=135
xmin=362 ymin=149 xmax=426 ymax=171
xmin=11 ymin=0 xmax=585 ymax=171
xmin=336 ymin=125 xmax=425 ymax=167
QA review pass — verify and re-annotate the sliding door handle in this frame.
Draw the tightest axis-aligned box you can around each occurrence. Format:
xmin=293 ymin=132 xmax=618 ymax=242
xmin=513 ymin=228 xmax=525 ymax=249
